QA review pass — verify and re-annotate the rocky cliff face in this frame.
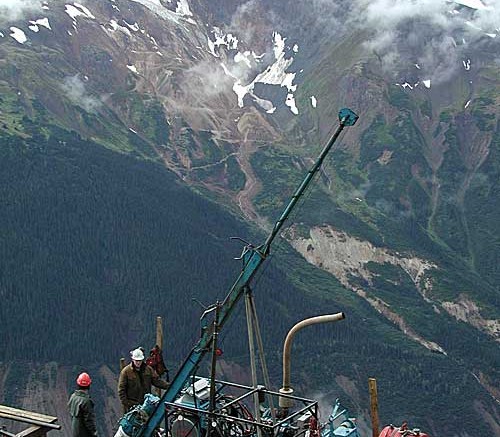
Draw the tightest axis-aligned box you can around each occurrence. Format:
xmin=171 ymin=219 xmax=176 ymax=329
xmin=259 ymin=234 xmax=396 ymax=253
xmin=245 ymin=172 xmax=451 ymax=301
xmin=289 ymin=225 xmax=500 ymax=343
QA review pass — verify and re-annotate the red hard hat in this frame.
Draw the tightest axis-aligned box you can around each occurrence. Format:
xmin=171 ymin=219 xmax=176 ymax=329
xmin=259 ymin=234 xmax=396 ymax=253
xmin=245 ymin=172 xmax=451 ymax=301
xmin=76 ymin=372 xmax=92 ymax=387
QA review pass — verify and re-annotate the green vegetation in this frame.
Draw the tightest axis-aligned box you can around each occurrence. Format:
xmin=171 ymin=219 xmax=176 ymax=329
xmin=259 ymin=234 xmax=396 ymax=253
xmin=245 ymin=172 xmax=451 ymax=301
xmin=251 ymin=148 xmax=303 ymax=217
xmin=0 ymin=123 xmax=255 ymax=364
xmin=419 ymin=98 xmax=432 ymax=119
xmin=354 ymin=112 xmax=440 ymax=252
xmin=471 ymin=96 xmax=496 ymax=131
xmin=226 ymin=155 xmax=246 ymax=192
xmin=464 ymin=126 xmax=500 ymax=291
xmin=128 ymin=96 xmax=171 ymax=146
xmin=439 ymin=110 xmax=453 ymax=123
xmin=250 ymin=146 xmax=383 ymax=244
xmin=0 ymin=83 xmax=30 ymax=137
xmin=387 ymin=86 xmax=414 ymax=111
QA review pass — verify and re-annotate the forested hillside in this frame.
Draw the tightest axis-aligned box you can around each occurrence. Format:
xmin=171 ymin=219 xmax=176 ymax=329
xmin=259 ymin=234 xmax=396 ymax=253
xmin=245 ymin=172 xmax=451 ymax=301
xmin=0 ymin=120 xmax=254 ymax=364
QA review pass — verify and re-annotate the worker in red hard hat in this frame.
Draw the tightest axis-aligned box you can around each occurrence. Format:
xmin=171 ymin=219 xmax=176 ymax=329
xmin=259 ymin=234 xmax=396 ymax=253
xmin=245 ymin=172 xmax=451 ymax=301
xmin=118 ymin=347 xmax=169 ymax=414
xmin=67 ymin=372 xmax=98 ymax=437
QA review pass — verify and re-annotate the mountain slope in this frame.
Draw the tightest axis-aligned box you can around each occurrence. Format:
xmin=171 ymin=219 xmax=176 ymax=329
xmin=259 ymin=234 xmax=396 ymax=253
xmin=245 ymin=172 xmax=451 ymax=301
xmin=0 ymin=1 xmax=499 ymax=436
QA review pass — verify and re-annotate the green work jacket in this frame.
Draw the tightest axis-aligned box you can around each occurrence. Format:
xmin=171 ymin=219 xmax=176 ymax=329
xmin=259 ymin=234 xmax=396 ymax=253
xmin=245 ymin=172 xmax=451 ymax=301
xmin=67 ymin=389 xmax=97 ymax=437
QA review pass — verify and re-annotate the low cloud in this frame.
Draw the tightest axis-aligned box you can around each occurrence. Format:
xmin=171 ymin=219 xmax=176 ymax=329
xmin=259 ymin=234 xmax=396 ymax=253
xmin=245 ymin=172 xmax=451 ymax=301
xmin=348 ymin=0 xmax=500 ymax=83
xmin=177 ymin=60 xmax=235 ymax=103
xmin=225 ymin=0 xmax=500 ymax=87
xmin=0 ymin=0 xmax=43 ymax=21
xmin=228 ymin=0 xmax=266 ymax=46
xmin=61 ymin=75 xmax=102 ymax=113
xmin=472 ymin=0 xmax=500 ymax=28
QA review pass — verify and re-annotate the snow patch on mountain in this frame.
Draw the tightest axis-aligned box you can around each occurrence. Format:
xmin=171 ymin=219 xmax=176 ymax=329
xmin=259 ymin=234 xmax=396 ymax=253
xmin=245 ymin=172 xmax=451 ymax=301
xmin=215 ymin=30 xmax=299 ymax=115
xmin=234 ymin=51 xmax=254 ymax=69
xmin=175 ymin=0 xmax=193 ymax=17
xmin=124 ymin=21 xmax=140 ymax=32
xmin=455 ymin=0 xmax=491 ymax=10
xmin=65 ymin=3 xmax=95 ymax=21
xmin=208 ymin=27 xmax=239 ymax=56
xmin=127 ymin=64 xmax=139 ymax=74
xmin=28 ymin=18 xmax=51 ymax=32
xmin=128 ymin=0 xmax=195 ymax=25
xmin=9 ymin=27 xmax=27 ymax=44
xmin=105 ymin=19 xmax=133 ymax=36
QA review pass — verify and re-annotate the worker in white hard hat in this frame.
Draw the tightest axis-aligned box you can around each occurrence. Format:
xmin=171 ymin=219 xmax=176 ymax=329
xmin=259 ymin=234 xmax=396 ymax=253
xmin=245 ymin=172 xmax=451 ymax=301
xmin=118 ymin=347 xmax=169 ymax=414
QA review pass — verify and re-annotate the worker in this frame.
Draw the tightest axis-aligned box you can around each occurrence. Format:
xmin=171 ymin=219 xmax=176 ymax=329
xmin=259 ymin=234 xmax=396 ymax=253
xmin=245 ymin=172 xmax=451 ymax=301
xmin=68 ymin=372 xmax=98 ymax=437
xmin=118 ymin=347 xmax=169 ymax=414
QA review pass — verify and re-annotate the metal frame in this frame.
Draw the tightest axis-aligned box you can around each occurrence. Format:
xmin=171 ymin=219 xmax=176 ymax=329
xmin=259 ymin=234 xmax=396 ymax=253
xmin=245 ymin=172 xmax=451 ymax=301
xmin=164 ymin=378 xmax=319 ymax=437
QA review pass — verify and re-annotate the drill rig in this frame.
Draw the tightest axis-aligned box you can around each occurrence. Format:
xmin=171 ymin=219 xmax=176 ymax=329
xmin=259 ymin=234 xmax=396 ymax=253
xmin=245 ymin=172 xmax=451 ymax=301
xmin=116 ymin=108 xmax=360 ymax=437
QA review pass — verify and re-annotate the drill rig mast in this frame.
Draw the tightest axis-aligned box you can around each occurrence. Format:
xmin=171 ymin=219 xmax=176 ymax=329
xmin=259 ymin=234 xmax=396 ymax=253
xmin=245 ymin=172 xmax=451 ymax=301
xmin=118 ymin=108 xmax=359 ymax=437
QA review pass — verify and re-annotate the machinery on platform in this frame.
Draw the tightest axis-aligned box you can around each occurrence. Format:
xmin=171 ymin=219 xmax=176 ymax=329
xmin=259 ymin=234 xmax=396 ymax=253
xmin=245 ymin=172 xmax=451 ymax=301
xmin=115 ymin=109 xmax=361 ymax=437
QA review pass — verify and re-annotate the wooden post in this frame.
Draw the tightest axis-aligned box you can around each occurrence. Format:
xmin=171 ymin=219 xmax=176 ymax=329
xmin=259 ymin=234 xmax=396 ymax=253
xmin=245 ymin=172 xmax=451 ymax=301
xmin=369 ymin=378 xmax=380 ymax=437
xmin=156 ymin=316 xmax=163 ymax=350
xmin=154 ymin=316 xmax=163 ymax=396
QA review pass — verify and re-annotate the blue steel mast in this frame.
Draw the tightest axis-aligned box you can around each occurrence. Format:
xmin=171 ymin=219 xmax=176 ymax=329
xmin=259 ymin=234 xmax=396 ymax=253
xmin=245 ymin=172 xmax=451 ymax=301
xmin=140 ymin=108 xmax=358 ymax=436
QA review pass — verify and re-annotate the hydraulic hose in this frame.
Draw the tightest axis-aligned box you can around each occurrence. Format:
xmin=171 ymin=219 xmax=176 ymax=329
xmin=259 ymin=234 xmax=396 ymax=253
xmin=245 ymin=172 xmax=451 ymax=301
xmin=279 ymin=312 xmax=345 ymax=407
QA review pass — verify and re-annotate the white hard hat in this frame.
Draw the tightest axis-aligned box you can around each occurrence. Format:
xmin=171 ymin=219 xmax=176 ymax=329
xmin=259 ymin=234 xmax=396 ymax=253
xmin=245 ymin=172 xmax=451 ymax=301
xmin=130 ymin=348 xmax=145 ymax=360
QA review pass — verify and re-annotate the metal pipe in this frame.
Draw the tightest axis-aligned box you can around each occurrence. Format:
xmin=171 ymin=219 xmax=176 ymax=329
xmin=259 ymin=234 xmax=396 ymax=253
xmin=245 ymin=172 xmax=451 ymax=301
xmin=280 ymin=313 xmax=345 ymax=407
xmin=208 ymin=302 xmax=221 ymax=437
xmin=247 ymin=291 xmax=276 ymax=423
xmin=245 ymin=291 xmax=263 ymax=437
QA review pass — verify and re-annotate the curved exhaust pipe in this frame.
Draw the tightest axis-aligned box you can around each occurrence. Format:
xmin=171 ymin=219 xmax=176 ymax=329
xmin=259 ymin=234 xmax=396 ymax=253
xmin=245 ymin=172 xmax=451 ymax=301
xmin=279 ymin=312 xmax=345 ymax=408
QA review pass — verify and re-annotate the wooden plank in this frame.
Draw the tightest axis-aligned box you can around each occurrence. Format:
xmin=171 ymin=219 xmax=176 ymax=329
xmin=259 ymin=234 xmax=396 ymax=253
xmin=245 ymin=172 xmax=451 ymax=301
xmin=0 ymin=413 xmax=59 ymax=430
xmin=0 ymin=406 xmax=56 ymax=423
xmin=16 ymin=425 xmax=47 ymax=437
